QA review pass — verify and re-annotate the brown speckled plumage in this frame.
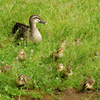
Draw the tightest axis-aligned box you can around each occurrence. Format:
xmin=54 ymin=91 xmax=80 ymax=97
xmin=16 ymin=74 xmax=30 ymax=87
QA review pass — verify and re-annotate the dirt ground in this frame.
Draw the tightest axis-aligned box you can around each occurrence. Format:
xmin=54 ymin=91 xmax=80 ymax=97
xmin=15 ymin=88 xmax=99 ymax=100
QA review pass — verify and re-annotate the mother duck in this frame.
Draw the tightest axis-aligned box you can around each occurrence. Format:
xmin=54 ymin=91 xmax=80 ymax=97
xmin=13 ymin=14 xmax=47 ymax=44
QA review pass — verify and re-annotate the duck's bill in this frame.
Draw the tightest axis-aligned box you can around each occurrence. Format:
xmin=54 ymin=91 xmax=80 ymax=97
xmin=39 ymin=20 xmax=47 ymax=24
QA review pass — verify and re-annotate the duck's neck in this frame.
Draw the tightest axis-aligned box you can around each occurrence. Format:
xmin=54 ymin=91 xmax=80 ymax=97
xmin=30 ymin=23 xmax=38 ymax=35
xmin=29 ymin=23 xmax=42 ymax=43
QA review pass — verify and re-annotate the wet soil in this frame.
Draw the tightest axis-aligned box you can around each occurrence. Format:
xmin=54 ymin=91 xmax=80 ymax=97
xmin=15 ymin=88 xmax=99 ymax=100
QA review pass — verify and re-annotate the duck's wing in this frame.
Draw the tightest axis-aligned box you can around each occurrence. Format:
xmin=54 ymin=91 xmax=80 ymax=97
xmin=13 ymin=22 xmax=30 ymax=41
xmin=13 ymin=22 xmax=30 ymax=34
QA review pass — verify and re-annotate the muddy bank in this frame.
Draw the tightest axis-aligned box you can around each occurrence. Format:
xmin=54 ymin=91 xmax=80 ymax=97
xmin=15 ymin=88 xmax=99 ymax=100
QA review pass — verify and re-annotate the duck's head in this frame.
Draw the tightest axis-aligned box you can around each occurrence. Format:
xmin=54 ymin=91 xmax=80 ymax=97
xmin=61 ymin=40 xmax=66 ymax=46
xmin=66 ymin=66 xmax=73 ymax=75
xmin=29 ymin=14 xmax=47 ymax=25
xmin=18 ymin=49 xmax=25 ymax=55
xmin=18 ymin=74 xmax=24 ymax=81
xmin=84 ymin=83 xmax=90 ymax=90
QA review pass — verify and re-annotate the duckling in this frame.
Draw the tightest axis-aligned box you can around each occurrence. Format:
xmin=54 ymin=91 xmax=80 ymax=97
xmin=66 ymin=66 xmax=73 ymax=76
xmin=16 ymin=74 xmax=30 ymax=87
xmin=72 ymin=38 xmax=82 ymax=46
xmin=0 ymin=43 xmax=3 ymax=48
xmin=51 ymin=47 xmax=63 ymax=61
xmin=17 ymin=49 xmax=27 ymax=61
xmin=89 ymin=50 xmax=99 ymax=61
xmin=83 ymin=76 xmax=95 ymax=91
xmin=55 ymin=63 xmax=65 ymax=72
xmin=0 ymin=65 xmax=12 ymax=74
xmin=13 ymin=14 xmax=47 ymax=44
xmin=62 ymin=66 xmax=73 ymax=77
xmin=94 ymin=50 xmax=99 ymax=58
xmin=60 ymin=40 xmax=68 ymax=50
xmin=55 ymin=64 xmax=72 ymax=77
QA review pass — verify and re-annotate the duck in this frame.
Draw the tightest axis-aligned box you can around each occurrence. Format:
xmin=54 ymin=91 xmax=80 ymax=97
xmin=83 ymin=76 xmax=95 ymax=91
xmin=55 ymin=63 xmax=65 ymax=72
xmin=61 ymin=66 xmax=73 ymax=77
xmin=51 ymin=47 xmax=63 ymax=61
xmin=17 ymin=49 xmax=27 ymax=61
xmin=13 ymin=14 xmax=47 ymax=44
xmin=59 ymin=40 xmax=68 ymax=50
xmin=89 ymin=50 xmax=99 ymax=58
xmin=66 ymin=66 xmax=73 ymax=76
xmin=16 ymin=74 xmax=30 ymax=87
xmin=94 ymin=50 xmax=99 ymax=58
xmin=72 ymin=38 xmax=82 ymax=46
xmin=0 ymin=65 xmax=12 ymax=74
xmin=55 ymin=63 xmax=73 ymax=77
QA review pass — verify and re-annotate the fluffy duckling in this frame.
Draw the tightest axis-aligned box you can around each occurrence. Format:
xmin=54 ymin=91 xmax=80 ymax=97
xmin=55 ymin=64 xmax=73 ymax=77
xmin=0 ymin=43 xmax=3 ymax=48
xmin=16 ymin=74 xmax=30 ymax=87
xmin=55 ymin=63 xmax=65 ymax=72
xmin=62 ymin=66 xmax=73 ymax=77
xmin=51 ymin=47 xmax=63 ymax=61
xmin=66 ymin=66 xmax=73 ymax=76
xmin=89 ymin=50 xmax=99 ymax=61
xmin=17 ymin=49 xmax=27 ymax=61
xmin=89 ymin=50 xmax=99 ymax=58
xmin=83 ymin=76 xmax=95 ymax=91
xmin=60 ymin=40 xmax=68 ymax=50
xmin=94 ymin=50 xmax=99 ymax=58
xmin=0 ymin=65 xmax=12 ymax=74
xmin=72 ymin=38 xmax=82 ymax=46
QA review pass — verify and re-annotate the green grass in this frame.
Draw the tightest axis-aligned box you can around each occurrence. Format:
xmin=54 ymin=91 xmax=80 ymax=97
xmin=0 ymin=0 xmax=100 ymax=99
